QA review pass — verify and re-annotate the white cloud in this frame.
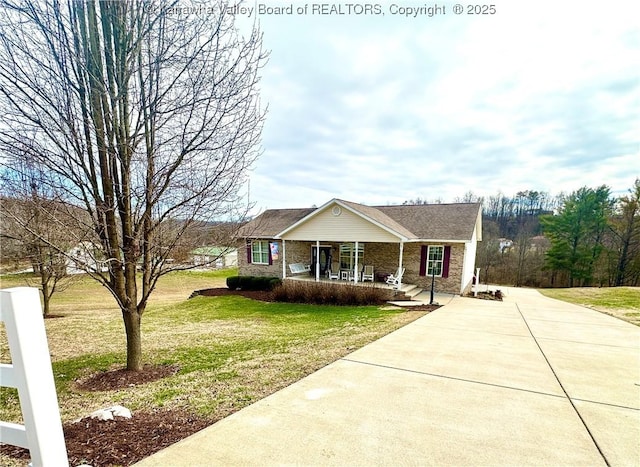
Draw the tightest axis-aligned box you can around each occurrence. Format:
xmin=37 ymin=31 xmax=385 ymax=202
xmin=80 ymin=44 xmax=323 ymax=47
xmin=246 ymin=0 xmax=640 ymax=211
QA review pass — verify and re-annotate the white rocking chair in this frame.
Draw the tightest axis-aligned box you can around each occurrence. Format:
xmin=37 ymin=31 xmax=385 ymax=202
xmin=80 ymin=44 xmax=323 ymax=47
xmin=327 ymin=262 xmax=340 ymax=280
xmin=385 ymin=267 xmax=405 ymax=288
xmin=362 ymin=265 xmax=374 ymax=282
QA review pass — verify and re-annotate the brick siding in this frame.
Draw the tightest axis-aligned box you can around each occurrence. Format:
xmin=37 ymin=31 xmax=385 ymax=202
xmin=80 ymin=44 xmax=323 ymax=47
xmin=239 ymin=239 xmax=466 ymax=294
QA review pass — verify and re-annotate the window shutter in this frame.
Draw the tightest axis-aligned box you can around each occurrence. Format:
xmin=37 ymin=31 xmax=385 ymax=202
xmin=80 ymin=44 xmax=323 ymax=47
xmin=246 ymin=241 xmax=252 ymax=264
xmin=268 ymin=242 xmax=273 ymax=265
xmin=442 ymin=245 xmax=451 ymax=278
xmin=419 ymin=246 xmax=427 ymax=276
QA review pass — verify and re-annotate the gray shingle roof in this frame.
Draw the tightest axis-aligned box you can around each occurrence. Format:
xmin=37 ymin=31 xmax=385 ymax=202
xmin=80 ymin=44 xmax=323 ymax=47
xmin=239 ymin=201 xmax=481 ymax=242
xmin=375 ymin=203 xmax=481 ymax=241
xmin=239 ymin=208 xmax=315 ymax=238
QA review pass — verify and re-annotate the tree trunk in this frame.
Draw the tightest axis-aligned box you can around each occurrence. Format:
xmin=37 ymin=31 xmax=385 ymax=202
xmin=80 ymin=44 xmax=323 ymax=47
xmin=122 ymin=306 xmax=142 ymax=371
xmin=42 ymin=290 xmax=50 ymax=317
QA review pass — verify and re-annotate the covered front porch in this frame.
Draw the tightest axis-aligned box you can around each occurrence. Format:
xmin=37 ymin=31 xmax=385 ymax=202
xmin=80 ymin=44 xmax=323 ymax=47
xmin=280 ymin=239 xmax=407 ymax=288
xmin=276 ymin=200 xmax=411 ymax=289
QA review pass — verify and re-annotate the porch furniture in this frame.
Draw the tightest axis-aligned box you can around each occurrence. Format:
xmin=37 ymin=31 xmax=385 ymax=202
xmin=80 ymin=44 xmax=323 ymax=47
xmin=289 ymin=263 xmax=311 ymax=274
xmin=362 ymin=265 xmax=374 ymax=282
xmin=327 ymin=263 xmax=340 ymax=280
xmin=340 ymin=270 xmax=350 ymax=281
xmin=386 ymin=267 xmax=405 ymax=288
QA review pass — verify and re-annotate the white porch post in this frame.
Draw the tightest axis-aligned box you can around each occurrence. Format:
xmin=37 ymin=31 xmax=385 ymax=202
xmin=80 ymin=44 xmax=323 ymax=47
xmin=315 ymin=240 xmax=320 ymax=282
xmin=282 ymin=240 xmax=287 ymax=279
xmin=354 ymin=241 xmax=359 ymax=283
xmin=398 ymin=241 xmax=404 ymax=289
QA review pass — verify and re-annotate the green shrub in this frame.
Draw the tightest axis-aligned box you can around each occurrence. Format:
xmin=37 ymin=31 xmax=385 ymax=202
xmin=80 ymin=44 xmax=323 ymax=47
xmin=226 ymin=276 xmax=241 ymax=290
xmin=227 ymin=275 xmax=282 ymax=291
xmin=272 ymin=281 xmax=388 ymax=306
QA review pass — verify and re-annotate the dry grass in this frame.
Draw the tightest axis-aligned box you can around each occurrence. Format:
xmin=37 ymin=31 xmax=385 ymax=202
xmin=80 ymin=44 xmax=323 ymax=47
xmin=539 ymin=286 xmax=640 ymax=326
xmin=0 ymin=270 xmax=228 ymax=362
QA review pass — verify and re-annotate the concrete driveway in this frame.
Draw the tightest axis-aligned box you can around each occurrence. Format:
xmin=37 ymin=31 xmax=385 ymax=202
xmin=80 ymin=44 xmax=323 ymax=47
xmin=136 ymin=287 xmax=640 ymax=466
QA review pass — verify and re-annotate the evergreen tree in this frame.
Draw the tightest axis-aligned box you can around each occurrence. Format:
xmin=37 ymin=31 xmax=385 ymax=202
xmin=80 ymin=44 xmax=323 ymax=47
xmin=541 ymin=186 xmax=613 ymax=287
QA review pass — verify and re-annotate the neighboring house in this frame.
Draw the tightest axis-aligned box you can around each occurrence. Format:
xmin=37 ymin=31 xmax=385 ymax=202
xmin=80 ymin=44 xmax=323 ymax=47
xmin=238 ymin=199 xmax=482 ymax=295
xmin=499 ymin=238 xmax=514 ymax=253
xmin=66 ymin=241 xmax=104 ymax=274
xmin=190 ymin=246 xmax=238 ymax=268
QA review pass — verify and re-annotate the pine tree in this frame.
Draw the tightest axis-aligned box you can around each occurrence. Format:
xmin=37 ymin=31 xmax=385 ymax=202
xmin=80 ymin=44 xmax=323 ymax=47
xmin=541 ymin=186 xmax=613 ymax=287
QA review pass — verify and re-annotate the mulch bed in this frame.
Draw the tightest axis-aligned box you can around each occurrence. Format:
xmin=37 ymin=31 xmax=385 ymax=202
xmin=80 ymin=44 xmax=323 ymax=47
xmin=0 ymin=364 xmax=215 ymax=466
xmin=0 ymin=408 xmax=214 ymax=466
xmin=399 ymin=304 xmax=441 ymax=311
xmin=467 ymin=290 xmax=504 ymax=301
xmin=193 ymin=287 xmax=275 ymax=302
xmin=75 ymin=364 xmax=180 ymax=392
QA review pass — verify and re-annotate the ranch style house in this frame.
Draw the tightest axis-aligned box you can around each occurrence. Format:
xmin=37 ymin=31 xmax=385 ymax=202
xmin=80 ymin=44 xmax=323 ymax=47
xmin=238 ymin=199 xmax=482 ymax=296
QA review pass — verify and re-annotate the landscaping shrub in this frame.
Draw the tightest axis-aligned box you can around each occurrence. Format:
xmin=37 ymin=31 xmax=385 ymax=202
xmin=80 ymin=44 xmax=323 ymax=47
xmin=272 ymin=281 xmax=389 ymax=306
xmin=226 ymin=276 xmax=281 ymax=291
xmin=226 ymin=276 xmax=241 ymax=290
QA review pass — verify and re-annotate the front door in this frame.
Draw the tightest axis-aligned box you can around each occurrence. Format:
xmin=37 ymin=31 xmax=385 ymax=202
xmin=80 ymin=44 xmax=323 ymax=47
xmin=311 ymin=246 xmax=331 ymax=276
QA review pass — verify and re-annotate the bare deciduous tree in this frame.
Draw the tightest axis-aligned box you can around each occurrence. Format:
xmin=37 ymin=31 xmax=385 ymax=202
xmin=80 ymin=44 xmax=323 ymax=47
xmin=611 ymin=179 xmax=640 ymax=286
xmin=0 ymin=162 xmax=83 ymax=316
xmin=0 ymin=0 xmax=267 ymax=370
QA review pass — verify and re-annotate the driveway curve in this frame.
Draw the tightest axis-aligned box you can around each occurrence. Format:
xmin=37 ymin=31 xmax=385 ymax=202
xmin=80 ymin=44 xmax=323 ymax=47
xmin=136 ymin=287 xmax=640 ymax=466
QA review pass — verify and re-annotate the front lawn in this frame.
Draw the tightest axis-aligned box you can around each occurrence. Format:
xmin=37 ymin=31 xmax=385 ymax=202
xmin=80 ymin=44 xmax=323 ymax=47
xmin=0 ymin=269 xmax=426 ymax=465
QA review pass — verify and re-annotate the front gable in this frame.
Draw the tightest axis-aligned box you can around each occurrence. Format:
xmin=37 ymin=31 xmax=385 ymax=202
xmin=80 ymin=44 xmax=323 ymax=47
xmin=279 ymin=201 xmax=403 ymax=242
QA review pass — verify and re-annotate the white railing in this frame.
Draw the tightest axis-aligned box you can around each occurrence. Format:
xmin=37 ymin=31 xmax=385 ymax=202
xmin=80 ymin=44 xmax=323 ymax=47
xmin=0 ymin=287 xmax=69 ymax=467
xmin=473 ymin=267 xmax=481 ymax=297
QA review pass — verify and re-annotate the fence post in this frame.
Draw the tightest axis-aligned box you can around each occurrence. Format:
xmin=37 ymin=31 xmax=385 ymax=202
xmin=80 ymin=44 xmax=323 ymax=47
xmin=0 ymin=287 xmax=69 ymax=467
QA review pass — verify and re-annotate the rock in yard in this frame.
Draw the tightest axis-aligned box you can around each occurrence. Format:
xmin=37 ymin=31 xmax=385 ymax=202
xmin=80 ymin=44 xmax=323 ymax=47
xmin=89 ymin=405 xmax=132 ymax=421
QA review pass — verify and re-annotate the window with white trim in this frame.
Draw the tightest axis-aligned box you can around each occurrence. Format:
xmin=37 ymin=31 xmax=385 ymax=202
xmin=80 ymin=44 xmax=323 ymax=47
xmin=427 ymin=245 xmax=444 ymax=276
xmin=251 ymin=240 xmax=269 ymax=264
xmin=339 ymin=243 xmax=363 ymax=270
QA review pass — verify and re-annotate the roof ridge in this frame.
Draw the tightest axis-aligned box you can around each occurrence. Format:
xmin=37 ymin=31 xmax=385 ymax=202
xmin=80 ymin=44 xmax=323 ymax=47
xmin=375 ymin=202 xmax=482 ymax=208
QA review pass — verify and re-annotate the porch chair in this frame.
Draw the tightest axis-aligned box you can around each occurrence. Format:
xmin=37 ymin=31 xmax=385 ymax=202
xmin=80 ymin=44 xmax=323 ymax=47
xmin=347 ymin=264 xmax=364 ymax=281
xmin=327 ymin=262 xmax=340 ymax=280
xmin=385 ymin=267 xmax=405 ymax=289
xmin=362 ymin=265 xmax=374 ymax=282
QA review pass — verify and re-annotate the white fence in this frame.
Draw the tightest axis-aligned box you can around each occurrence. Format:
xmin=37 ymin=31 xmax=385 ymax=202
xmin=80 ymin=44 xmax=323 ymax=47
xmin=0 ymin=287 xmax=69 ymax=466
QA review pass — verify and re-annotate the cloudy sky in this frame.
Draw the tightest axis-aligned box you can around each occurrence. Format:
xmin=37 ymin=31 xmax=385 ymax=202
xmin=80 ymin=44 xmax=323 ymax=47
xmin=240 ymin=0 xmax=638 ymax=212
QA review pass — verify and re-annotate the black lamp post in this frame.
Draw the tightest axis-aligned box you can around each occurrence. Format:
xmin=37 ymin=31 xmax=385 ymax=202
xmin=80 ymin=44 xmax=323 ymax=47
xmin=429 ymin=265 xmax=435 ymax=305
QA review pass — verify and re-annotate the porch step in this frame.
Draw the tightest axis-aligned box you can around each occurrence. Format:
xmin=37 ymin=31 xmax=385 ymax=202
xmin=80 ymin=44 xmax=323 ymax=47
xmin=388 ymin=283 xmax=423 ymax=301
xmin=399 ymin=284 xmax=423 ymax=299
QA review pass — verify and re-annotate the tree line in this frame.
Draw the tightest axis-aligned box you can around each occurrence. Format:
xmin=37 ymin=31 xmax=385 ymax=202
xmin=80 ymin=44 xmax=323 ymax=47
xmin=475 ymin=182 xmax=640 ymax=287
xmin=405 ymin=182 xmax=640 ymax=287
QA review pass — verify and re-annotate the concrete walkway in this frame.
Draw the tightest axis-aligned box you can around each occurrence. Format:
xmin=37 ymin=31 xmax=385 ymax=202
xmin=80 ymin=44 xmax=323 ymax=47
xmin=136 ymin=287 xmax=640 ymax=466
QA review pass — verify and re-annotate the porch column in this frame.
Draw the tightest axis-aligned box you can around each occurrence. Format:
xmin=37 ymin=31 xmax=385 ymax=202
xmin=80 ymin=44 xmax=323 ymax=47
xmin=354 ymin=241 xmax=359 ymax=283
xmin=282 ymin=240 xmax=287 ymax=279
xmin=315 ymin=240 xmax=320 ymax=282
xmin=398 ymin=241 xmax=404 ymax=289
